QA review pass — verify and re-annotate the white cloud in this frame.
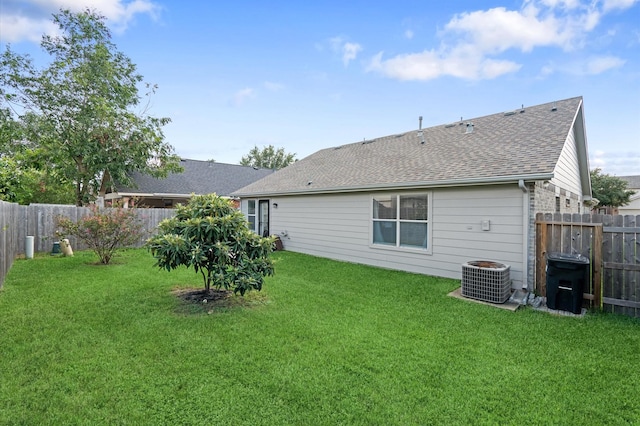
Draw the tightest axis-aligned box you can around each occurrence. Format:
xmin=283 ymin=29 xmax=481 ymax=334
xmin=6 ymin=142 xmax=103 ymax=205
xmin=590 ymin=150 xmax=607 ymax=169
xmin=230 ymin=87 xmax=255 ymax=107
xmin=552 ymin=55 xmax=625 ymax=75
xmin=0 ymin=14 xmax=59 ymax=43
xmin=585 ymin=55 xmax=625 ymax=73
xmin=342 ymin=42 xmax=362 ymax=66
xmin=602 ymin=0 xmax=639 ymax=12
xmin=368 ymin=51 xmax=440 ymax=81
xmin=445 ymin=7 xmax=572 ymax=52
xmin=480 ymin=58 xmax=523 ymax=78
xmin=329 ymin=36 xmax=362 ymax=66
xmin=534 ymin=0 xmax=581 ymax=9
xmin=367 ymin=47 xmax=521 ymax=81
xmin=0 ymin=0 xmax=160 ymax=43
xmin=404 ymin=29 xmax=414 ymax=40
xmin=590 ymin=150 xmax=640 ymax=176
xmin=43 ymin=0 xmax=160 ymax=24
xmin=581 ymin=9 xmax=602 ymax=32
xmin=368 ymin=0 xmax=635 ymax=82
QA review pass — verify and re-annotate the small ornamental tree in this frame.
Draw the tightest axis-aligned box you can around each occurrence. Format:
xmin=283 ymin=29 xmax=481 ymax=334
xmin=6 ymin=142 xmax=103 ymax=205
xmin=146 ymin=194 xmax=275 ymax=296
xmin=56 ymin=206 xmax=145 ymax=264
xmin=590 ymin=168 xmax=634 ymax=209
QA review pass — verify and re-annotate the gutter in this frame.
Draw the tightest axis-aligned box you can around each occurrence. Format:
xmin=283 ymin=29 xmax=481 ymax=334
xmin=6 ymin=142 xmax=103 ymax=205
xmin=106 ymin=192 xmax=235 ymax=199
xmin=518 ymin=179 xmax=531 ymax=292
xmin=233 ymin=173 xmax=555 ymax=198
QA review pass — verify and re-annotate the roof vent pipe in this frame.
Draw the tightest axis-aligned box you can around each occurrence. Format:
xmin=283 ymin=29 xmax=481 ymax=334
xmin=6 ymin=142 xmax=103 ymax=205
xmin=417 ymin=116 xmax=425 ymax=144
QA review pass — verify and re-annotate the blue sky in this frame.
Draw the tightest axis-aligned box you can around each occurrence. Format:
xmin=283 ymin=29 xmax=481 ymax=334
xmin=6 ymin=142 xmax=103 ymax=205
xmin=1 ymin=0 xmax=639 ymax=176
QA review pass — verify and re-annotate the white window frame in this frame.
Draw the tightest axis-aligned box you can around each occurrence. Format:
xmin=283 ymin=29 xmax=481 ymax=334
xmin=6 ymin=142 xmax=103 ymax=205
xmin=370 ymin=191 xmax=432 ymax=254
xmin=246 ymin=199 xmax=257 ymax=233
xmin=244 ymin=199 xmax=270 ymax=236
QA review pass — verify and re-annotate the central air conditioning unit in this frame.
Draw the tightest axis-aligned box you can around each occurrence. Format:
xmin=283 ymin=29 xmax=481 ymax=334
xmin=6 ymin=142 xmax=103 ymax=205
xmin=461 ymin=261 xmax=511 ymax=304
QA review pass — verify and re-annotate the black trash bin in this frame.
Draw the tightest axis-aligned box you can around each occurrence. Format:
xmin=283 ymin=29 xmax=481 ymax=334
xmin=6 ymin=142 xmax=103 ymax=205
xmin=546 ymin=252 xmax=590 ymax=314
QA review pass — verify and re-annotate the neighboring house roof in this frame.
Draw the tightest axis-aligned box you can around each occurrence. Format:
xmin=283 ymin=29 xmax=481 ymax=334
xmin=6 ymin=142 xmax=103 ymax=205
xmin=234 ymin=97 xmax=588 ymax=197
xmin=110 ymin=159 xmax=274 ymax=198
xmin=619 ymin=175 xmax=640 ymax=205
xmin=618 ymin=175 xmax=640 ymax=190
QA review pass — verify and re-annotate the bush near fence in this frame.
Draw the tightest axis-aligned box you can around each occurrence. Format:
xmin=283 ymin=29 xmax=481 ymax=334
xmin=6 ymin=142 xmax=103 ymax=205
xmin=0 ymin=200 xmax=175 ymax=287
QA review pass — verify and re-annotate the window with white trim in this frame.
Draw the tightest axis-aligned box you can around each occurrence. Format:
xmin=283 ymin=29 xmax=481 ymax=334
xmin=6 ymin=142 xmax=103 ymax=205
xmin=372 ymin=193 xmax=430 ymax=250
xmin=247 ymin=200 xmax=256 ymax=232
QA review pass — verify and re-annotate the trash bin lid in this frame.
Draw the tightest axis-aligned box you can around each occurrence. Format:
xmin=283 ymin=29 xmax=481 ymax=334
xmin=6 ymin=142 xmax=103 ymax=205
xmin=546 ymin=252 xmax=589 ymax=264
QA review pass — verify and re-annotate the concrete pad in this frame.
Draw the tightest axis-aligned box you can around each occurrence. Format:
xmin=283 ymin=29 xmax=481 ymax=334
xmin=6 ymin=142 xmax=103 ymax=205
xmin=448 ymin=287 xmax=521 ymax=312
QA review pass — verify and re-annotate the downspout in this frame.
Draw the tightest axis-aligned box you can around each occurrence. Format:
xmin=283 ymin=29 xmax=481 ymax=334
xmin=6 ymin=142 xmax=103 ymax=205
xmin=518 ymin=180 xmax=530 ymax=291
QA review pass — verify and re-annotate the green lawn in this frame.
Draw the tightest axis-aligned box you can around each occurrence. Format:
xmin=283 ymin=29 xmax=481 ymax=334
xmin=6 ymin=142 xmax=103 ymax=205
xmin=1 ymin=249 xmax=639 ymax=425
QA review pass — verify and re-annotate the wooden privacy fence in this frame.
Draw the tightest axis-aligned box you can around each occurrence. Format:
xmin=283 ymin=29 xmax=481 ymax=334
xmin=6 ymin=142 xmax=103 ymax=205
xmin=20 ymin=204 xmax=176 ymax=253
xmin=536 ymin=213 xmax=640 ymax=318
xmin=0 ymin=200 xmax=176 ymax=288
xmin=0 ymin=201 xmax=23 ymax=288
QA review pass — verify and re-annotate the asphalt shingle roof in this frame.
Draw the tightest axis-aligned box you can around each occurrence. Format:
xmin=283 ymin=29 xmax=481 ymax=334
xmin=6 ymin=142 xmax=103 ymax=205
xmin=619 ymin=175 xmax=640 ymax=189
xmin=116 ymin=159 xmax=274 ymax=196
xmin=234 ymin=97 xmax=584 ymax=197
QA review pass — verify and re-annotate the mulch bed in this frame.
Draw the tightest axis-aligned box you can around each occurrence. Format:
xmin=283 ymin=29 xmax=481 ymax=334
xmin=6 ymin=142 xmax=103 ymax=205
xmin=173 ymin=288 xmax=233 ymax=304
xmin=171 ymin=287 xmax=267 ymax=314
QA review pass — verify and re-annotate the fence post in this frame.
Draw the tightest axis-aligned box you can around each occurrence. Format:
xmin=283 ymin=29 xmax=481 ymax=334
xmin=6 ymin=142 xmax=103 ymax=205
xmin=592 ymin=225 xmax=603 ymax=309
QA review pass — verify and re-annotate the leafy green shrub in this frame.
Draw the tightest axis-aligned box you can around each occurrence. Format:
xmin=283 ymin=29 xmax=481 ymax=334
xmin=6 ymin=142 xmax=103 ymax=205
xmin=56 ymin=206 xmax=145 ymax=264
xmin=146 ymin=194 xmax=275 ymax=295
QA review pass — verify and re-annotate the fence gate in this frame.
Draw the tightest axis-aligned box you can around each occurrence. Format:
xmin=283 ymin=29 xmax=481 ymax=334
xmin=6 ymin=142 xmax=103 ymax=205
xmin=535 ymin=213 xmax=602 ymax=309
xmin=535 ymin=213 xmax=640 ymax=318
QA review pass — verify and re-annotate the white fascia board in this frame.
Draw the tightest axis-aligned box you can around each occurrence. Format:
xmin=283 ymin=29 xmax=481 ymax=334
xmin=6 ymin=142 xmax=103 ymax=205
xmin=105 ymin=192 xmax=155 ymax=200
xmin=151 ymin=193 xmax=193 ymax=198
xmin=150 ymin=193 xmax=235 ymax=199
xmin=107 ymin=192 xmax=236 ymax=200
xmin=571 ymin=100 xmax=592 ymax=198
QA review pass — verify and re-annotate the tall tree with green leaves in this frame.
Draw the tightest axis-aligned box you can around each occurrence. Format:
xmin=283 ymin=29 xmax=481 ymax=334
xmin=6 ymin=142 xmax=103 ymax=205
xmin=590 ymin=168 xmax=634 ymax=208
xmin=0 ymin=85 xmax=74 ymax=204
xmin=0 ymin=154 xmax=75 ymax=205
xmin=0 ymin=8 xmax=181 ymax=206
xmin=240 ymin=145 xmax=296 ymax=170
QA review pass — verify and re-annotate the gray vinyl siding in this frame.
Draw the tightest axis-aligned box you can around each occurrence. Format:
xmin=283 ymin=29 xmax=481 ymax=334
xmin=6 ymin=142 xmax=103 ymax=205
xmin=251 ymin=184 xmax=525 ymax=289
xmin=618 ymin=193 xmax=640 ymax=215
xmin=269 ymin=194 xmax=370 ymax=260
xmin=551 ymin=127 xmax=582 ymax=198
